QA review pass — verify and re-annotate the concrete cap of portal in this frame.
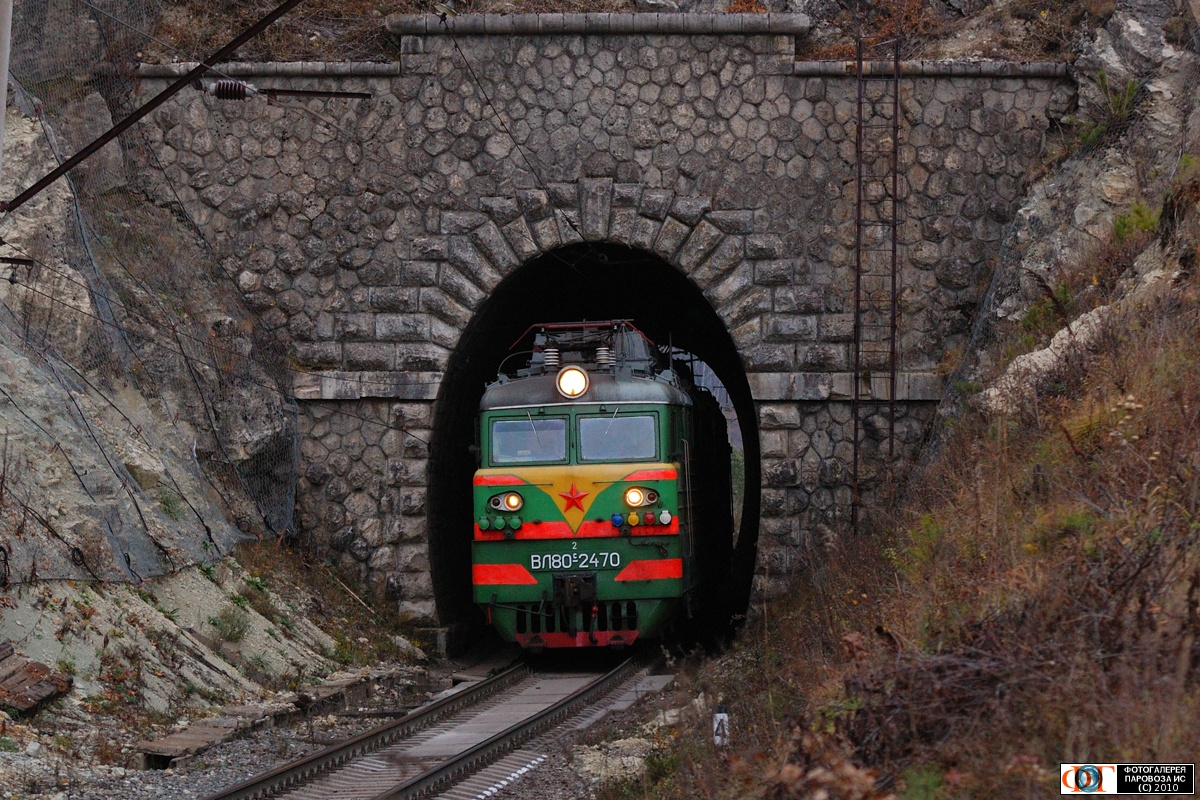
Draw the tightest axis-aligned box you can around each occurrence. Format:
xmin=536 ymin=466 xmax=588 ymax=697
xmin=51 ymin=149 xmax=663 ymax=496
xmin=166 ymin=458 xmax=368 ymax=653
xmin=748 ymin=371 xmax=944 ymax=402
xmin=386 ymin=12 xmax=812 ymax=37
xmin=294 ymin=371 xmax=443 ymax=401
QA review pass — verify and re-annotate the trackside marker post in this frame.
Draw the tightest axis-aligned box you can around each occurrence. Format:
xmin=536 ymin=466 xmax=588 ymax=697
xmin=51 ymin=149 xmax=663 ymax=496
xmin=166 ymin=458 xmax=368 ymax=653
xmin=713 ymin=704 xmax=729 ymax=747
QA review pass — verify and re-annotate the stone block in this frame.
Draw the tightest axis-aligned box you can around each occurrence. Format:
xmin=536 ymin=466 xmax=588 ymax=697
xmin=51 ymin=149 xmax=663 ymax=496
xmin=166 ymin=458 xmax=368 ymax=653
xmin=369 ymin=287 xmax=418 ymax=313
xmin=677 ymin=220 xmax=723 ymax=270
xmin=747 ymin=235 xmax=784 ymax=259
xmin=532 ymin=216 xmax=563 ymax=251
xmin=753 ymin=259 xmax=792 ymax=284
xmin=376 ymin=314 xmax=429 ymax=342
xmin=819 ymin=314 xmax=855 ymax=342
xmin=631 ymin=216 xmax=661 ymax=251
xmin=335 ymin=313 xmax=374 ymax=341
xmin=766 ymin=314 xmax=818 ymax=341
xmin=757 ymin=403 xmax=802 ymax=428
xmin=471 ymin=221 xmax=520 ymax=272
xmin=418 ymin=287 xmax=472 ymax=328
xmin=609 ymin=208 xmax=638 ymax=245
xmin=448 ymin=237 xmax=503 ymax=292
xmin=742 ymin=344 xmax=796 ymax=371
xmin=708 ymin=264 xmax=756 ymax=306
xmin=640 ymin=188 xmax=674 ymax=219
xmin=516 ymin=189 xmax=552 ymax=219
xmin=439 ymin=209 xmax=484 ymax=235
xmin=396 ymin=261 xmax=439 ymax=287
xmin=762 ymin=458 xmax=801 ymax=487
xmin=503 ymin=217 xmax=541 ymax=261
xmin=412 ymin=236 xmax=448 ymax=260
xmin=344 ymin=343 xmax=395 ymax=370
xmin=749 ymin=372 xmax=833 ymax=401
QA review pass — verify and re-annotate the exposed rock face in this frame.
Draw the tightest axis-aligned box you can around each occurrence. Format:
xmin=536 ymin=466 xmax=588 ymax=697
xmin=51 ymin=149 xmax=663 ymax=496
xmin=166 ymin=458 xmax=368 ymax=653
xmin=56 ymin=93 xmax=127 ymax=195
xmin=1076 ymin=0 xmax=1178 ymax=122
xmin=0 ymin=107 xmax=246 ymax=585
xmin=941 ymin=3 xmax=1200 ymax=427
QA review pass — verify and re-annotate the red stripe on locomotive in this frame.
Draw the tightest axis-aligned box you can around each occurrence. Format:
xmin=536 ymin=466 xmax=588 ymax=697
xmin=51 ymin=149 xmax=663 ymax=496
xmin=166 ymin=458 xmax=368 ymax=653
xmin=473 ymin=475 xmax=525 ymax=486
xmin=622 ymin=468 xmax=678 ymax=481
xmin=614 ymin=558 xmax=683 ymax=581
xmin=471 ymin=563 xmax=538 ymax=585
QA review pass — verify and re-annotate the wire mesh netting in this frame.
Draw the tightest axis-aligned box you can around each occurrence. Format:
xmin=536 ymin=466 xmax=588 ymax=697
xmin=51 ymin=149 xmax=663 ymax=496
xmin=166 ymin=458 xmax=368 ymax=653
xmin=0 ymin=0 xmax=314 ymax=586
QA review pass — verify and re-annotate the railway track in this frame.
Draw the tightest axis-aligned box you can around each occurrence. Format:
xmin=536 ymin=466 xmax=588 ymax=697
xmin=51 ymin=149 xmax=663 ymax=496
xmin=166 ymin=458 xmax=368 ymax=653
xmin=201 ymin=654 xmax=650 ymax=800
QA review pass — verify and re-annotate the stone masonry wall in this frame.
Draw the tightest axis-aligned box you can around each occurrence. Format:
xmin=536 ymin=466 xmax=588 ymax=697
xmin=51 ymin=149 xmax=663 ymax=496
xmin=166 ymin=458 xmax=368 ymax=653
xmin=131 ymin=14 xmax=1074 ymax=620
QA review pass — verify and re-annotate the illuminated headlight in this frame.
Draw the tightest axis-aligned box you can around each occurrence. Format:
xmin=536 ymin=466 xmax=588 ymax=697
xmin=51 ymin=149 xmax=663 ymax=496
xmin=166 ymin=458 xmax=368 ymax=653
xmin=489 ymin=492 xmax=523 ymax=512
xmin=556 ymin=366 xmax=589 ymax=398
xmin=623 ymin=487 xmax=658 ymax=507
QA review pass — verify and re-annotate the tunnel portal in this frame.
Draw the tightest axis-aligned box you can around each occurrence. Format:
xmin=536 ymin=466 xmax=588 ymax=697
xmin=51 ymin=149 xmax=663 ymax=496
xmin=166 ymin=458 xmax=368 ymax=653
xmin=428 ymin=242 xmax=760 ymax=637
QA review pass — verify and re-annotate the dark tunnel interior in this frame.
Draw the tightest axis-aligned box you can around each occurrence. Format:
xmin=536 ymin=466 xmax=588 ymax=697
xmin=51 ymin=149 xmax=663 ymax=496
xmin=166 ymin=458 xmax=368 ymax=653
xmin=428 ymin=242 xmax=761 ymax=648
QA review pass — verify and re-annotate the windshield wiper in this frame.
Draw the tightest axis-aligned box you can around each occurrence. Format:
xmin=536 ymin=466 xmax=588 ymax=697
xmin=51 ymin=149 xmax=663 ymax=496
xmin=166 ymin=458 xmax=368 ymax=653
xmin=526 ymin=410 xmax=543 ymax=447
xmin=602 ymin=406 xmax=620 ymax=436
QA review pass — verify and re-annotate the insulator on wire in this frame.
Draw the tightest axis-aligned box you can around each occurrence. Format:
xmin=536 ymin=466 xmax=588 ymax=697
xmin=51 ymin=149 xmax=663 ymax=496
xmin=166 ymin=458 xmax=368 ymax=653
xmin=202 ymin=79 xmax=258 ymax=101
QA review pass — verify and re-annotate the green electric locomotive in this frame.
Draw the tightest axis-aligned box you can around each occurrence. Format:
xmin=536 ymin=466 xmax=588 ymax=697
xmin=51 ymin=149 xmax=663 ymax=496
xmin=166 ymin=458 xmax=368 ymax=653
xmin=471 ymin=321 xmax=731 ymax=650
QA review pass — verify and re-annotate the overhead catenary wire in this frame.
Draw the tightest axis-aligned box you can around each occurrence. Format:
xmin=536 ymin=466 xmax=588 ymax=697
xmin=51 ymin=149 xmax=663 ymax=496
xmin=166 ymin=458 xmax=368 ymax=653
xmin=1 ymin=0 xmax=310 ymax=215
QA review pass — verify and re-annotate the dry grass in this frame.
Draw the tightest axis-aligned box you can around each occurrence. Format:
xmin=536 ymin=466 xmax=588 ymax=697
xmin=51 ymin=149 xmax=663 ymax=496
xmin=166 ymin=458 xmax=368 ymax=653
xmin=232 ymin=540 xmax=427 ymax=665
xmin=607 ymin=197 xmax=1200 ymax=798
xmin=840 ymin=273 xmax=1200 ymax=793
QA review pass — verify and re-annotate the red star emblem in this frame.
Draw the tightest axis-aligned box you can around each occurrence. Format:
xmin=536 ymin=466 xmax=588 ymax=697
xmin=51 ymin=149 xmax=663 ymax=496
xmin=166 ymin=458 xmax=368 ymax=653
xmin=559 ymin=483 xmax=589 ymax=511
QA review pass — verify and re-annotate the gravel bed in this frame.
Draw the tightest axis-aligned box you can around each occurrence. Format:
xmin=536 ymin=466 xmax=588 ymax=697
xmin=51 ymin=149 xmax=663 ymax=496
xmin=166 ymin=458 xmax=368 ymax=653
xmin=0 ymin=658 xmax=674 ymax=800
xmin=0 ymin=664 xmax=434 ymax=800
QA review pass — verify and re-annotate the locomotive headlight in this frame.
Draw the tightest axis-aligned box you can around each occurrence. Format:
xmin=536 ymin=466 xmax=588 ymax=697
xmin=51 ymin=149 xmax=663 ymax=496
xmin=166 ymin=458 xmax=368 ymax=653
xmin=556 ymin=366 xmax=589 ymax=398
xmin=489 ymin=492 xmax=523 ymax=512
xmin=623 ymin=487 xmax=658 ymax=507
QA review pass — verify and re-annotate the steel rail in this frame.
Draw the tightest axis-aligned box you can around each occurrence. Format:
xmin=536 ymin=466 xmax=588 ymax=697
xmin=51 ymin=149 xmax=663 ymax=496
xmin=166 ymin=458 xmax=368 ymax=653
xmin=200 ymin=663 xmax=530 ymax=800
xmin=371 ymin=655 xmax=642 ymax=800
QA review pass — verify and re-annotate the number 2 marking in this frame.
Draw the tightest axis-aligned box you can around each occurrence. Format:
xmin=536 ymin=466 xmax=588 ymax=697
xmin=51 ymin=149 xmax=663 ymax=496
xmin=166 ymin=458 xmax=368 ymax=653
xmin=572 ymin=541 xmax=578 ymax=550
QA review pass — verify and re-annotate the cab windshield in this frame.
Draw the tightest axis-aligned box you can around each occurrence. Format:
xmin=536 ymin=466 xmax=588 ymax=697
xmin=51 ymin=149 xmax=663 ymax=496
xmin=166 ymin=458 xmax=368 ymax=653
xmin=490 ymin=417 xmax=567 ymax=464
xmin=579 ymin=414 xmax=657 ymax=461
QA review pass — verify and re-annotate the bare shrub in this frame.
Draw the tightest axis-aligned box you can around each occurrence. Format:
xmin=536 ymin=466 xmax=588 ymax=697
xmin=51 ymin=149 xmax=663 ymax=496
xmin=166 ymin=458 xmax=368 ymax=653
xmin=834 ymin=269 xmax=1200 ymax=791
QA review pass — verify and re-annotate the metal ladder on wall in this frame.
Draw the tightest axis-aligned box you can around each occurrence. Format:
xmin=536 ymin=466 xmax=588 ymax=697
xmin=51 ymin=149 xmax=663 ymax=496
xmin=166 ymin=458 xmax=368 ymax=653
xmin=850 ymin=37 xmax=901 ymax=531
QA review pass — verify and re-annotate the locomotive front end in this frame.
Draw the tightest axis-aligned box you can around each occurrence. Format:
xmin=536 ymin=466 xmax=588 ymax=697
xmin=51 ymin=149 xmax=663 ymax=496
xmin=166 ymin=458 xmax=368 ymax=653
xmin=470 ymin=322 xmax=701 ymax=650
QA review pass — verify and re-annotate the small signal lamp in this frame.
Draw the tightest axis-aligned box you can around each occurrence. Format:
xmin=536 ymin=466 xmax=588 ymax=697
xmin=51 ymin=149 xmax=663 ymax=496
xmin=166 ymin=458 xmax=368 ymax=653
xmin=489 ymin=492 xmax=524 ymax=512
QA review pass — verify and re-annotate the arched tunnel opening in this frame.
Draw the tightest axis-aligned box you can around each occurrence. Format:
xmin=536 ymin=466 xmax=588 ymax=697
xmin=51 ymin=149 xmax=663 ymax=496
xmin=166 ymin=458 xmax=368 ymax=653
xmin=428 ymin=242 xmax=760 ymax=650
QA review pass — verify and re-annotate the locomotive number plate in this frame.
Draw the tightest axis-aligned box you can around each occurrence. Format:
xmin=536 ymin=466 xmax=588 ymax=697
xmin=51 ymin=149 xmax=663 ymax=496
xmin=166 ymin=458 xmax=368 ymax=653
xmin=530 ymin=552 xmax=621 ymax=571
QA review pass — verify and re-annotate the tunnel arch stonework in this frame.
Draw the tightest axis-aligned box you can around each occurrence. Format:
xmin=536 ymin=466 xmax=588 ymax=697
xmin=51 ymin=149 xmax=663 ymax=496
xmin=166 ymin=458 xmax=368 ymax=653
xmin=131 ymin=13 xmax=1075 ymax=622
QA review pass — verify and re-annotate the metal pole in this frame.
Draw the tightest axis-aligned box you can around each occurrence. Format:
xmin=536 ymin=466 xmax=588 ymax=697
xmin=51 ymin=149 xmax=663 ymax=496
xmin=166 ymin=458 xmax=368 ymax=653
xmin=0 ymin=0 xmax=13 ymax=188
xmin=889 ymin=37 xmax=900 ymax=462
xmin=851 ymin=36 xmax=864 ymax=533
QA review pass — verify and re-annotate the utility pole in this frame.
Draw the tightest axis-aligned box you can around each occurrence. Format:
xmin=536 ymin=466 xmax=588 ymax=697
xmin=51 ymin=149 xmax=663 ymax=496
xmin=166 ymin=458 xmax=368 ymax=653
xmin=0 ymin=0 xmax=13 ymax=188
